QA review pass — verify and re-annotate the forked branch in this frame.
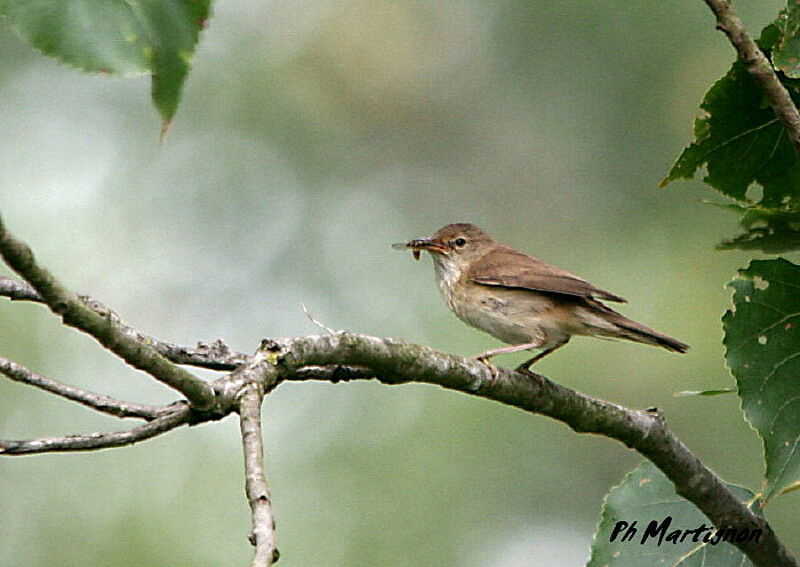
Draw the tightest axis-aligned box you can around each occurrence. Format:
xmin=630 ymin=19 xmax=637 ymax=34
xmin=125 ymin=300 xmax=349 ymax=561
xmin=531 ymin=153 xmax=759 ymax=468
xmin=0 ymin=220 xmax=216 ymax=409
xmin=0 ymin=220 xmax=795 ymax=567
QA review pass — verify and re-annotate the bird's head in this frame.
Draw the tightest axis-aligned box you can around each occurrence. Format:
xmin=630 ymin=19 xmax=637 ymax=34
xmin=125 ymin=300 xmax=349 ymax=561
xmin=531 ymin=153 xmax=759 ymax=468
xmin=393 ymin=223 xmax=496 ymax=274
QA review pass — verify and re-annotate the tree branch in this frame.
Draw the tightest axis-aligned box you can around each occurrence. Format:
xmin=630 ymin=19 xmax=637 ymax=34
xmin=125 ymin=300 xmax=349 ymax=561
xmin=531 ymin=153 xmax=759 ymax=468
xmin=1 ymin=323 xmax=795 ymax=565
xmin=0 ymin=276 xmax=249 ymax=371
xmin=0 ymin=357 xmax=167 ymax=419
xmin=291 ymin=364 xmax=377 ymax=383
xmin=270 ymin=332 xmax=796 ymax=567
xmin=2 ymin=234 xmax=795 ymax=565
xmin=703 ymin=0 xmax=800 ymax=155
xmin=238 ymin=384 xmax=278 ymax=566
xmin=0 ymin=403 xmax=191 ymax=455
xmin=0 ymin=219 xmax=216 ymax=408
xmin=0 ymin=275 xmax=42 ymax=301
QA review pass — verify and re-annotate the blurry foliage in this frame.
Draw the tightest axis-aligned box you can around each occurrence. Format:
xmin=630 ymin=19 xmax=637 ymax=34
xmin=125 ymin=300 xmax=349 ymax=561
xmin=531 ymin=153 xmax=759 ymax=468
xmin=673 ymin=387 xmax=736 ymax=397
xmin=711 ymin=201 xmax=800 ymax=253
xmin=0 ymin=0 xmax=210 ymax=126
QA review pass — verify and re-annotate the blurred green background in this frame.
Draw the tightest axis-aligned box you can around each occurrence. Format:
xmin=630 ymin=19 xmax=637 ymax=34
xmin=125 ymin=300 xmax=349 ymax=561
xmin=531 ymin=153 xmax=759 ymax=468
xmin=1 ymin=1 xmax=796 ymax=565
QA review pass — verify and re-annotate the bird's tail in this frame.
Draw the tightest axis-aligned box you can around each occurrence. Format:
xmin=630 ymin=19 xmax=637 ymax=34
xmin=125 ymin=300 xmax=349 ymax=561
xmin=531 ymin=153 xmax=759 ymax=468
xmin=592 ymin=304 xmax=689 ymax=353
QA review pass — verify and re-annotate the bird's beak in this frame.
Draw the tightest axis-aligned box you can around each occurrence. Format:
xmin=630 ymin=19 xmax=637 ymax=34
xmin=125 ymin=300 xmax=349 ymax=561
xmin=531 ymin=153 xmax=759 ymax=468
xmin=392 ymin=238 xmax=447 ymax=260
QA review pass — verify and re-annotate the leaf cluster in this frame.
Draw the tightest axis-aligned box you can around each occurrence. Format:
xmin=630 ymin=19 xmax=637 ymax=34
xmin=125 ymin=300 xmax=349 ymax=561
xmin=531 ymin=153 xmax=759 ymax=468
xmin=662 ymin=23 xmax=800 ymax=253
xmin=0 ymin=0 xmax=210 ymax=129
xmin=592 ymin=3 xmax=800 ymax=564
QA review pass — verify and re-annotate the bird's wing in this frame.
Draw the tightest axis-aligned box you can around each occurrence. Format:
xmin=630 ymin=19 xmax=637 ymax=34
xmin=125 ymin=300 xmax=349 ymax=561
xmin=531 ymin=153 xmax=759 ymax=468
xmin=467 ymin=246 xmax=627 ymax=303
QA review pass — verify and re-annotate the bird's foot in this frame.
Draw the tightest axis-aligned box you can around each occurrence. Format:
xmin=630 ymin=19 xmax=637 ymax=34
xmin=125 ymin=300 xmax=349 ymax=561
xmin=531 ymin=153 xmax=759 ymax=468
xmin=514 ymin=361 xmax=536 ymax=378
xmin=471 ymin=354 xmax=501 ymax=381
xmin=514 ymin=340 xmax=570 ymax=374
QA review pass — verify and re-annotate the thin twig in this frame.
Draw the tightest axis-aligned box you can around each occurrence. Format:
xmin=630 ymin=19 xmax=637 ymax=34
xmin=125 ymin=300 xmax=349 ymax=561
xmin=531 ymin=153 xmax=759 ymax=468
xmin=703 ymin=0 xmax=800 ymax=155
xmin=0 ymin=403 xmax=191 ymax=455
xmin=0 ymin=357 xmax=167 ymax=419
xmin=0 ymin=276 xmax=249 ymax=370
xmin=300 ymin=303 xmax=337 ymax=334
xmin=0 ymin=219 xmax=216 ymax=409
xmin=238 ymin=384 xmax=278 ymax=566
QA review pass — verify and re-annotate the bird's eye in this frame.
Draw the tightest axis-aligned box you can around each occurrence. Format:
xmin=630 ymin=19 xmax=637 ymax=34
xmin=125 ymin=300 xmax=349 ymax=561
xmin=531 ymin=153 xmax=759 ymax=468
xmin=453 ymin=238 xmax=467 ymax=248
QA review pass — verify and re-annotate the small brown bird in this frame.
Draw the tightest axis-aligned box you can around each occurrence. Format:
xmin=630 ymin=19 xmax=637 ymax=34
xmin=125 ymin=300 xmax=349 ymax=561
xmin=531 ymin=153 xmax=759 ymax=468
xmin=394 ymin=223 xmax=688 ymax=371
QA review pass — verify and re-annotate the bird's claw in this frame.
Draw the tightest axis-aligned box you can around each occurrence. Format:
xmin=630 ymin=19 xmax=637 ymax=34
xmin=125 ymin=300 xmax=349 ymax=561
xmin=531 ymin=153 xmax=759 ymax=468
xmin=472 ymin=355 xmax=500 ymax=381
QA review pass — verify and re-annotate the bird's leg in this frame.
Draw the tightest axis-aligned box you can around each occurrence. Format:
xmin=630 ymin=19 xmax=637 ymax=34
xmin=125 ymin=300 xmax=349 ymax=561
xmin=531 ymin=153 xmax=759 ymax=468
xmin=471 ymin=342 xmax=542 ymax=382
xmin=472 ymin=341 xmax=542 ymax=363
xmin=515 ymin=339 xmax=569 ymax=373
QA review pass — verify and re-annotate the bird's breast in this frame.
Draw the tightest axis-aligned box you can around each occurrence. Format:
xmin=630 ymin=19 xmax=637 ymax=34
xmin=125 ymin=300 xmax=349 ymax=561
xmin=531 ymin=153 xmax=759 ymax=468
xmin=432 ymin=257 xmax=461 ymax=307
xmin=431 ymin=257 xmax=573 ymax=347
xmin=448 ymin=283 xmax=565 ymax=346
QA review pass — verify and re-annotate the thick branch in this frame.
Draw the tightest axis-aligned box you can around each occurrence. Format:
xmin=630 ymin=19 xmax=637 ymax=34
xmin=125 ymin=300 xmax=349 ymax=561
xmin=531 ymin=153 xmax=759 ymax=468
xmin=703 ymin=0 xmax=800 ymax=155
xmin=238 ymin=384 xmax=278 ymax=566
xmin=0 ymin=271 xmax=794 ymax=567
xmin=0 ymin=220 xmax=216 ymax=409
xmin=273 ymin=332 xmax=796 ymax=567
xmin=0 ymin=403 xmax=191 ymax=455
xmin=291 ymin=364 xmax=376 ymax=383
xmin=0 ymin=276 xmax=248 ymax=370
xmin=0 ymin=357 xmax=167 ymax=419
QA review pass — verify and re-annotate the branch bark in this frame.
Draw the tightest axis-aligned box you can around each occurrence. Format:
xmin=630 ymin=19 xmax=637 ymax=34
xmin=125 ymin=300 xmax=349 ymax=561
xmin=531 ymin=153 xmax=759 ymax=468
xmin=1 ymin=262 xmax=795 ymax=564
xmin=238 ymin=384 xmax=278 ymax=566
xmin=703 ymin=0 xmax=800 ymax=155
xmin=0 ymin=276 xmax=249 ymax=370
xmin=273 ymin=332 xmax=796 ymax=567
xmin=0 ymin=357 xmax=167 ymax=419
xmin=0 ymin=403 xmax=191 ymax=454
xmin=0 ymin=220 xmax=216 ymax=408
xmin=1 ymin=324 xmax=795 ymax=565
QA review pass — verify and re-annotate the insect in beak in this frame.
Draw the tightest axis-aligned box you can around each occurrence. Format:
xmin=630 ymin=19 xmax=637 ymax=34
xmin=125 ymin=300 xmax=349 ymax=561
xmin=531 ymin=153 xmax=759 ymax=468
xmin=392 ymin=239 xmax=445 ymax=260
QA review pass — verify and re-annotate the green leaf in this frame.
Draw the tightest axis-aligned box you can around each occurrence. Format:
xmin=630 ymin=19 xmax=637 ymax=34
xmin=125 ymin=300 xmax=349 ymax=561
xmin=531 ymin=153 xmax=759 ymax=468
xmin=709 ymin=201 xmax=800 ymax=253
xmin=724 ymin=258 xmax=800 ymax=502
xmin=774 ymin=0 xmax=800 ymax=78
xmin=717 ymin=227 xmax=800 ymax=253
xmin=673 ymin=388 xmax=736 ymax=397
xmin=660 ymin=54 xmax=800 ymax=207
xmin=0 ymin=0 xmax=210 ymax=124
xmin=589 ymin=462 xmax=758 ymax=567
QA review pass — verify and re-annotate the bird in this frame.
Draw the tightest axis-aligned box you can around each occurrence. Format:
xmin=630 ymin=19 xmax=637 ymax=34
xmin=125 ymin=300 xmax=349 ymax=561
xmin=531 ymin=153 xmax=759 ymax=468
xmin=393 ymin=223 xmax=688 ymax=371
